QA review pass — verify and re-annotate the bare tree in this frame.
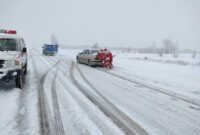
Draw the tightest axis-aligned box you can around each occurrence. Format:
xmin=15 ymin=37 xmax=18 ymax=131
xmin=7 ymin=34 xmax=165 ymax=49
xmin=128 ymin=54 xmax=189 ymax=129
xmin=163 ymin=38 xmax=172 ymax=54
xmin=192 ymin=51 xmax=196 ymax=58
xmin=159 ymin=48 xmax=164 ymax=57
xmin=173 ymin=42 xmax=178 ymax=57
xmin=148 ymin=42 xmax=157 ymax=53
xmin=127 ymin=47 xmax=131 ymax=52
xmin=162 ymin=38 xmax=178 ymax=56
xmin=51 ymin=34 xmax=58 ymax=44
xmin=92 ymin=43 xmax=100 ymax=49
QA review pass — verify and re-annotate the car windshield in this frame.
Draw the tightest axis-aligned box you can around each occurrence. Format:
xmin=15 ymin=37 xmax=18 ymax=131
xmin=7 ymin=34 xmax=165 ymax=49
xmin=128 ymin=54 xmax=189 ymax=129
xmin=0 ymin=38 xmax=17 ymax=51
xmin=91 ymin=50 xmax=99 ymax=54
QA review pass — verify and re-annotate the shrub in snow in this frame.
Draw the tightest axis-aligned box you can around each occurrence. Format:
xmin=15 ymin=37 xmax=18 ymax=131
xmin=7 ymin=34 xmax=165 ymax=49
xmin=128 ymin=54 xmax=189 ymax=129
xmin=159 ymin=52 xmax=163 ymax=57
xmin=192 ymin=52 xmax=196 ymax=58
xmin=173 ymin=53 xmax=178 ymax=58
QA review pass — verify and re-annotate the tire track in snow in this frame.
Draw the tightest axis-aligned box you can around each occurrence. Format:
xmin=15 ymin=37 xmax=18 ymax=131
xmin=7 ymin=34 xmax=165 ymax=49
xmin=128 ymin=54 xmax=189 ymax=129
xmin=97 ymin=68 xmax=200 ymax=106
xmin=71 ymin=62 xmax=149 ymax=135
xmin=82 ymin=66 xmax=200 ymax=134
xmin=15 ymin=71 xmax=30 ymax=135
xmin=37 ymin=56 xmax=65 ymax=135
xmin=32 ymin=56 xmax=52 ymax=135
xmin=57 ymin=60 xmax=121 ymax=135
xmin=51 ymin=64 xmax=65 ymax=135
xmin=32 ymin=55 xmax=60 ymax=135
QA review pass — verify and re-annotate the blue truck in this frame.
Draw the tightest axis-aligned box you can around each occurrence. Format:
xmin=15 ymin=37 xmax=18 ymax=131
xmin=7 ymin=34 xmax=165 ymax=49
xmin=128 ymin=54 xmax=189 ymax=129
xmin=42 ymin=44 xmax=58 ymax=56
xmin=54 ymin=44 xmax=58 ymax=53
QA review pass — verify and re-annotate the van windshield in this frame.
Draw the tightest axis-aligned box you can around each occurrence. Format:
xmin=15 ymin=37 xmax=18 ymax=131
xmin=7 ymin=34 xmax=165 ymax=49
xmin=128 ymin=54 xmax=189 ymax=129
xmin=0 ymin=38 xmax=17 ymax=51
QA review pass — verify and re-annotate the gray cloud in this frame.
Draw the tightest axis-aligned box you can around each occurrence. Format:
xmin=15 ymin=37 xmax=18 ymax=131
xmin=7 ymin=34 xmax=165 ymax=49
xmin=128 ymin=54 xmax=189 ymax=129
xmin=0 ymin=0 xmax=200 ymax=50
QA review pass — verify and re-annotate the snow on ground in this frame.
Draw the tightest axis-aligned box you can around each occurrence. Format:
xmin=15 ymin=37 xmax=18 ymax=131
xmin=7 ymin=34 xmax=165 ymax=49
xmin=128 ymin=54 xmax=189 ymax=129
xmin=78 ymin=64 xmax=200 ymax=135
xmin=110 ymin=52 xmax=200 ymax=104
xmin=0 ymin=48 xmax=200 ymax=135
xmin=58 ymin=48 xmax=200 ymax=135
xmin=114 ymin=51 xmax=200 ymax=66
xmin=0 ymin=88 xmax=19 ymax=135
xmin=31 ymin=50 xmax=125 ymax=135
xmin=0 ymin=52 xmax=41 ymax=135
xmin=58 ymin=49 xmax=200 ymax=103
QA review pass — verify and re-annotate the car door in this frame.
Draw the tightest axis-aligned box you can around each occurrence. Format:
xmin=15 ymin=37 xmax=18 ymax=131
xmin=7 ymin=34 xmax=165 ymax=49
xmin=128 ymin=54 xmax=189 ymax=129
xmin=84 ymin=50 xmax=91 ymax=64
xmin=16 ymin=39 xmax=23 ymax=65
xmin=90 ymin=50 xmax=99 ymax=61
xmin=79 ymin=49 xmax=87 ymax=63
xmin=83 ymin=49 xmax=90 ymax=64
xmin=19 ymin=38 xmax=27 ymax=67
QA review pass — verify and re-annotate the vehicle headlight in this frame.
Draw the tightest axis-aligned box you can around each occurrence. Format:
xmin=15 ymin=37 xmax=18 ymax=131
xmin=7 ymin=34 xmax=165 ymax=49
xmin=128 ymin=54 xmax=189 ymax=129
xmin=14 ymin=60 xmax=20 ymax=66
xmin=4 ymin=60 xmax=15 ymax=67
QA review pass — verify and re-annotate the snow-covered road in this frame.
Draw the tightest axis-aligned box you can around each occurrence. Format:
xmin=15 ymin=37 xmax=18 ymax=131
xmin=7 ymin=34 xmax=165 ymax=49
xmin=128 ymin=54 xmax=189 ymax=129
xmin=0 ymin=49 xmax=200 ymax=135
xmin=77 ymin=64 xmax=200 ymax=135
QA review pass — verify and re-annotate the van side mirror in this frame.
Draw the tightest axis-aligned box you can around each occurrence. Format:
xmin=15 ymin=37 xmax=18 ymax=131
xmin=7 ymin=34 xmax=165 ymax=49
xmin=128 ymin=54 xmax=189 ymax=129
xmin=22 ymin=47 xmax=27 ymax=53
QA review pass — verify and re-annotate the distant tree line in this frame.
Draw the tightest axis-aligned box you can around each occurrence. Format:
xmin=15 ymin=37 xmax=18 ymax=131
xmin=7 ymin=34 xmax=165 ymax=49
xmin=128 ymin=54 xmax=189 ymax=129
xmin=131 ymin=38 xmax=179 ymax=57
xmin=89 ymin=39 xmax=198 ymax=58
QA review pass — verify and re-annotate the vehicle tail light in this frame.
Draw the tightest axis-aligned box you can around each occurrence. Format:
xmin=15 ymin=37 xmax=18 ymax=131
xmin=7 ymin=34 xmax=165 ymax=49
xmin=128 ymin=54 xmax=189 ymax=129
xmin=0 ymin=29 xmax=17 ymax=34
xmin=95 ymin=54 xmax=100 ymax=60
xmin=6 ymin=30 xmax=17 ymax=34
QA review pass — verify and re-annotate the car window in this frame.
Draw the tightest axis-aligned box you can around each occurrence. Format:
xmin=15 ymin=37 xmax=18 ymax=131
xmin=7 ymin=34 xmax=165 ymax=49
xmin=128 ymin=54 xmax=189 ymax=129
xmin=85 ymin=50 xmax=90 ymax=54
xmin=18 ymin=39 xmax=23 ymax=51
xmin=20 ymin=38 xmax=25 ymax=48
xmin=0 ymin=38 xmax=17 ymax=51
xmin=81 ymin=49 xmax=88 ymax=54
xmin=81 ymin=50 xmax=86 ymax=54
xmin=21 ymin=39 xmax=26 ymax=47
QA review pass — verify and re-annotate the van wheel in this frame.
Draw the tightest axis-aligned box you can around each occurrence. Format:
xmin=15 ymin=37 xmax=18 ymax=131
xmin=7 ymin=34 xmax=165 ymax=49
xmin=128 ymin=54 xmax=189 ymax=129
xmin=15 ymin=70 xmax=24 ymax=89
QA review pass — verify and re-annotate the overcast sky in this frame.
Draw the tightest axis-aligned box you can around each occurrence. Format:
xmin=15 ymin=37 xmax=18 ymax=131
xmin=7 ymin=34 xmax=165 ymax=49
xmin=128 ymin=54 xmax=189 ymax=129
xmin=0 ymin=0 xmax=200 ymax=50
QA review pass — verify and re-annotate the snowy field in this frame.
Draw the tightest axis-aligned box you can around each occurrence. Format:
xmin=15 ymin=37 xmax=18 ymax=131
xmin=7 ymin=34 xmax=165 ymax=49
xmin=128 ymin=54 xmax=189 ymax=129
xmin=0 ymin=48 xmax=200 ymax=135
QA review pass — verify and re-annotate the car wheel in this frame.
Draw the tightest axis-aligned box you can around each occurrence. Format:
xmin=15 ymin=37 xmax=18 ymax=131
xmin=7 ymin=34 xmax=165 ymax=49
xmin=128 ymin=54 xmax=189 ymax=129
xmin=77 ymin=57 xmax=80 ymax=63
xmin=24 ymin=63 xmax=28 ymax=75
xmin=88 ymin=60 xmax=93 ymax=67
xmin=15 ymin=70 xmax=24 ymax=89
